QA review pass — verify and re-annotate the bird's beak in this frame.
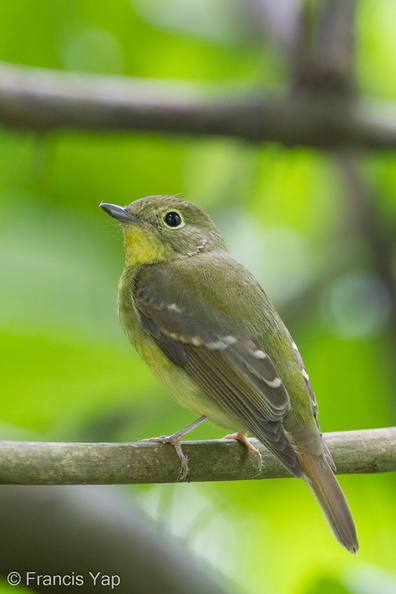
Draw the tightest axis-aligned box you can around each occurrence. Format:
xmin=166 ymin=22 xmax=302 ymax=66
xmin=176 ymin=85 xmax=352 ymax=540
xmin=100 ymin=203 xmax=137 ymax=223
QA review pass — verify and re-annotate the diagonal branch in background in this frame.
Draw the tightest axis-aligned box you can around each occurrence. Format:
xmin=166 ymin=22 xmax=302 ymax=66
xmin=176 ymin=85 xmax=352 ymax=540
xmin=288 ymin=0 xmax=356 ymax=95
xmin=2 ymin=61 xmax=396 ymax=148
xmin=337 ymin=153 xmax=396 ymax=419
xmin=314 ymin=0 xmax=356 ymax=90
xmin=0 ymin=427 xmax=394 ymax=486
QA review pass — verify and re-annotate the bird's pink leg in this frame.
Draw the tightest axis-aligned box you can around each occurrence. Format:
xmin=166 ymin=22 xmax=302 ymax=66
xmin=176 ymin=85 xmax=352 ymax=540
xmin=140 ymin=416 xmax=207 ymax=480
xmin=223 ymin=432 xmax=263 ymax=470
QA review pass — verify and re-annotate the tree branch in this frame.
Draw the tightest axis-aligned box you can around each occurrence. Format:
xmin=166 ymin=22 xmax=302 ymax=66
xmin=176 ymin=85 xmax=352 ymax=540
xmin=0 ymin=428 xmax=394 ymax=486
xmin=313 ymin=0 xmax=356 ymax=94
xmin=2 ymin=61 xmax=396 ymax=148
xmin=291 ymin=0 xmax=356 ymax=97
xmin=337 ymin=152 xmax=396 ymax=418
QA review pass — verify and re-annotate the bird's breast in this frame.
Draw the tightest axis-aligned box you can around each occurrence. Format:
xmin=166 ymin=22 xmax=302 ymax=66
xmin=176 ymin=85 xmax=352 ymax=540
xmin=117 ymin=269 xmax=243 ymax=431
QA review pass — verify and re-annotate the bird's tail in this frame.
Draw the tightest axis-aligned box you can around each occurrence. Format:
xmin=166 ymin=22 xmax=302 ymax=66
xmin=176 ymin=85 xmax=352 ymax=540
xmin=299 ymin=452 xmax=358 ymax=553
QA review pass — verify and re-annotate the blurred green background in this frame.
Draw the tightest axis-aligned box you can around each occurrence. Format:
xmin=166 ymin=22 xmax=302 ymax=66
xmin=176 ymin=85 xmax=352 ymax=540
xmin=0 ymin=0 xmax=395 ymax=593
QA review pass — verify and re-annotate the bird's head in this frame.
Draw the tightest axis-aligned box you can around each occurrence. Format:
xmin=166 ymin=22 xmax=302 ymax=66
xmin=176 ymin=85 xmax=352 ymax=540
xmin=100 ymin=195 xmax=226 ymax=267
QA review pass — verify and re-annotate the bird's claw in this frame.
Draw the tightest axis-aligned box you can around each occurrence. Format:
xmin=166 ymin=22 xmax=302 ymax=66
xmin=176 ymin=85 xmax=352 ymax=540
xmin=223 ymin=432 xmax=263 ymax=473
xmin=140 ymin=435 xmax=189 ymax=481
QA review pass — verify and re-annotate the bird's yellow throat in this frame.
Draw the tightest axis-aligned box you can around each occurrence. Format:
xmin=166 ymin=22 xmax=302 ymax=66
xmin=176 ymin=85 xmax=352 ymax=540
xmin=122 ymin=225 xmax=172 ymax=268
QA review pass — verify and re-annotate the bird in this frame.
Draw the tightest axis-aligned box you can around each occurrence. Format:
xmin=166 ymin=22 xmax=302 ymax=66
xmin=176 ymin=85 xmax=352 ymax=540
xmin=100 ymin=194 xmax=358 ymax=553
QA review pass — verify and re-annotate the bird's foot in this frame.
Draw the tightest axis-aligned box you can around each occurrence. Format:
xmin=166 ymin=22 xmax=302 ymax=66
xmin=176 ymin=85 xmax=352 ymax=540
xmin=223 ymin=432 xmax=263 ymax=471
xmin=140 ymin=416 xmax=207 ymax=481
xmin=140 ymin=434 xmax=189 ymax=481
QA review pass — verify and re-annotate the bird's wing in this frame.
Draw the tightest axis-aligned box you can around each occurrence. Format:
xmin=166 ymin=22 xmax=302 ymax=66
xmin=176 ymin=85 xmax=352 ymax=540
xmin=285 ymin=328 xmax=336 ymax=471
xmin=133 ymin=259 xmax=302 ymax=477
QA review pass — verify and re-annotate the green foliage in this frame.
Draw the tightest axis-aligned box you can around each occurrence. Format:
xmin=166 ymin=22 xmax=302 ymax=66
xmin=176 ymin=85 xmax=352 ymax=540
xmin=0 ymin=1 xmax=396 ymax=593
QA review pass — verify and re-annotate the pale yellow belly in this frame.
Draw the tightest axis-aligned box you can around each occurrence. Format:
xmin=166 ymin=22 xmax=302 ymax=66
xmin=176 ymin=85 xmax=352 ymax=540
xmin=118 ymin=269 xmax=243 ymax=432
xmin=134 ymin=331 xmax=243 ymax=432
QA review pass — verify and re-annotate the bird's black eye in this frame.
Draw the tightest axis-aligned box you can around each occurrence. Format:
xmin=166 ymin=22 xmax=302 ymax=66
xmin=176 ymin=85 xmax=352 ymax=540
xmin=164 ymin=211 xmax=183 ymax=228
